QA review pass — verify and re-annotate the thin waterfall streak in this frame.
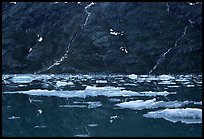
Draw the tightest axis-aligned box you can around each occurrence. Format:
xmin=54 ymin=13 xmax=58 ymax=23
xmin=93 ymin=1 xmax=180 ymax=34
xmin=148 ymin=26 xmax=188 ymax=75
xmin=166 ymin=2 xmax=170 ymax=12
xmin=83 ymin=2 xmax=95 ymax=27
xmin=175 ymin=26 xmax=188 ymax=47
xmin=34 ymin=2 xmax=96 ymax=74
xmin=148 ymin=48 xmax=172 ymax=74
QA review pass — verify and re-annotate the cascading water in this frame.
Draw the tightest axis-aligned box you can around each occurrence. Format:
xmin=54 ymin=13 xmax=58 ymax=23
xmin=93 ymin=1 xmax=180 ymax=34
xmin=83 ymin=2 xmax=95 ymax=27
xmin=148 ymin=26 xmax=188 ymax=75
xmin=34 ymin=2 xmax=96 ymax=74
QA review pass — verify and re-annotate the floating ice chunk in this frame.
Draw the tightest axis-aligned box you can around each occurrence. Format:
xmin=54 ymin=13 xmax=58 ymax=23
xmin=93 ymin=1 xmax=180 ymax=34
xmin=34 ymin=125 xmax=47 ymax=128
xmin=29 ymin=48 xmax=32 ymax=52
xmin=10 ymin=2 xmax=16 ymax=4
xmin=128 ymin=74 xmax=138 ymax=79
xmin=116 ymin=98 xmax=190 ymax=110
xmin=56 ymin=81 xmax=74 ymax=87
xmin=167 ymin=85 xmax=179 ymax=88
xmin=123 ymin=83 xmax=137 ymax=86
xmin=140 ymin=75 xmax=149 ymax=78
xmin=37 ymin=35 xmax=43 ymax=42
xmin=96 ymin=80 xmax=107 ymax=83
xmin=87 ymin=101 xmax=102 ymax=109
xmin=8 ymin=116 xmax=20 ymax=120
xmin=38 ymin=109 xmax=42 ymax=114
xmin=158 ymin=81 xmax=176 ymax=85
xmin=109 ymin=98 xmax=121 ymax=102
xmin=186 ymin=84 xmax=195 ymax=87
xmin=87 ymin=124 xmax=98 ymax=127
xmin=59 ymin=104 xmax=86 ymax=108
xmin=143 ymin=108 xmax=202 ymax=124
xmin=194 ymin=101 xmax=202 ymax=105
xmin=29 ymin=98 xmax=43 ymax=103
xmin=158 ymin=75 xmax=175 ymax=80
xmin=74 ymin=134 xmax=89 ymax=137
xmin=77 ymin=2 xmax=81 ymax=4
xmin=139 ymin=91 xmax=176 ymax=97
xmin=9 ymin=76 xmax=34 ymax=83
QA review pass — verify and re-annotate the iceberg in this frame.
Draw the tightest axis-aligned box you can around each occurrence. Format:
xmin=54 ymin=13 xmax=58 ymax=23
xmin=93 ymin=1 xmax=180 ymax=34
xmin=143 ymin=108 xmax=202 ymax=124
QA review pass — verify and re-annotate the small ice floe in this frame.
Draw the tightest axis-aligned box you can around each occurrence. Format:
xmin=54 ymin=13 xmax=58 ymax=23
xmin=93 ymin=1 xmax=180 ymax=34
xmin=37 ymin=35 xmax=43 ymax=42
xmin=9 ymin=75 xmax=34 ymax=83
xmin=8 ymin=116 xmax=20 ymax=120
xmin=188 ymin=2 xmax=202 ymax=6
xmin=167 ymin=85 xmax=179 ymax=88
xmin=34 ymin=125 xmax=47 ymax=128
xmin=29 ymin=48 xmax=32 ymax=52
xmin=194 ymin=101 xmax=202 ymax=105
xmin=87 ymin=101 xmax=102 ymax=109
xmin=59 ymin=104 xmax=86 ymax=108
xmin=158 ymin=81 xmax=176 ymax=85
xmin=186 ymin=84 xmax=195 ymax=87
xmin=18 ymin=84 xmax=27 ymax=87
xmin=120 ymin=47 xmax=128 ymax=53
xmin=109 ymin=29 xmax=124 ymax=36
xmin=143 ymin=108 xmax=202 ymax=124
xmin=158 ymin=75 xmax=175 ymax=80
xmin=56 ymin=81 xmax=74 ymax=87
xmin=74 ymin=134 xmax=89 ymax=137
xmin=128 ymin=74 xmax=138 ymax=79
xmin=115 ymin=98 xmax=191 ymax=110
xmin=29 ymin=98 xmax=43 ymax=103
xmin=110 ymin=115 xmax=119 ymax=123
xmin=87 ymin=124 xmax=98 ymax=127
xmin=10 ymin=2 xmax=16 ymax=4
xmin=96 ymin=80 xmax=107 ymax=83
xmin=77 ymin=2 xmax=81 ymax=4
xmin=37 ymin=109 xmax=42 ymax=114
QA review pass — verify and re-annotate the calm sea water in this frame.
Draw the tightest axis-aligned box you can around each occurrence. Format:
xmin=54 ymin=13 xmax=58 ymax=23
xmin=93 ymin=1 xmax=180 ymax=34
xmin=2 ymin=74 xmax=202 ymax=137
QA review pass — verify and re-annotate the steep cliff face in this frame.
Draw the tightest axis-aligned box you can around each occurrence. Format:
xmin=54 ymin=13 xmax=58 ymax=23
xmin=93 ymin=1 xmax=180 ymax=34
xmin=2 ymin=2 xmax=202 ymax=74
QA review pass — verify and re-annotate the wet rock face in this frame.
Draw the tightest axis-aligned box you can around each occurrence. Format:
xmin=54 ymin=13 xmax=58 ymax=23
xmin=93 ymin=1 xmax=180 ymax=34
xmin=2 ymin=2 xmax=202 ymax=74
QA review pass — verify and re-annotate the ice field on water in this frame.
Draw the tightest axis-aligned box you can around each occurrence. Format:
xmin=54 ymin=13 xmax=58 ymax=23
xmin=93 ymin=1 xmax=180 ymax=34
xmin=2 ymin=74 xmax=202 ymax=137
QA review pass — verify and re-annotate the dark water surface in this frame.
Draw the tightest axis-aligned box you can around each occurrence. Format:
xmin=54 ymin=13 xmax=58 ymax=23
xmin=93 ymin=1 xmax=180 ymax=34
xmin=2 ymin=74 xmax=202 ymax=137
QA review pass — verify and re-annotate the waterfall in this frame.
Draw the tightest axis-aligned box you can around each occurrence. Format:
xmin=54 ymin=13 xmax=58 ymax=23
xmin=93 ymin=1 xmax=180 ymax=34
xmin=166 ymin=2 xmax=170 ymax=12
xmin=148 ymin=26 xmax=188 ymax=74
xmin=83 ymin=2 xmax=95 ymax=27
xmin=34 ymin=2 xmax=96 ymax=74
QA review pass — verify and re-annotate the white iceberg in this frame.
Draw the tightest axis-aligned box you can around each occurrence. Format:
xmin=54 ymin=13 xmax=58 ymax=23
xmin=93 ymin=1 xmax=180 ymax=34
xmin=116 ymin=98 xmax=191 ymax=110
xmin=143 ymin=108 xmax=202 ymax=124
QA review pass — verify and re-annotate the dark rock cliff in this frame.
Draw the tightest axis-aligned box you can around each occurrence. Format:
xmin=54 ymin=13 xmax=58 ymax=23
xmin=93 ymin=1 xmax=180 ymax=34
xmin=2 ymin=2 xmax=202 ymax=74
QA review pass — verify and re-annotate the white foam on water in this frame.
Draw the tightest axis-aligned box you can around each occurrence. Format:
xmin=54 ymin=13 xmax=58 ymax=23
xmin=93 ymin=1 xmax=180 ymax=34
xmin=143 ymin=108 xmax=202 ymax=124
xmin=115 ymin=98 xmax=191 ymax=110
xmin=9 ymin=76 xmax=34 ymax=83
